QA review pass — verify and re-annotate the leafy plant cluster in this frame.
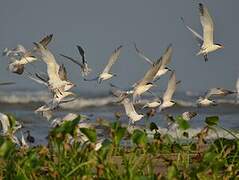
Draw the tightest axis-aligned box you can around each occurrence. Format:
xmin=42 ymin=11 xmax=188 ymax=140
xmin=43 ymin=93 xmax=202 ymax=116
xmin=0 ymin=115 xmax=239 ymax=179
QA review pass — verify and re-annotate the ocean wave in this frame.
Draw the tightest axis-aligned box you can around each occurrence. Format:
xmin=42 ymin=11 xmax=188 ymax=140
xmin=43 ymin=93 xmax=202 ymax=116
xmin=0 ymin=90 xmax=238 ymax=109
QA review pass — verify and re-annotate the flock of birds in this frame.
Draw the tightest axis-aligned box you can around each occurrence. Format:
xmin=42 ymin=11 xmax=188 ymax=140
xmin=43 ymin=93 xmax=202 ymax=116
xmin=0 ymin=3 xmax=237 ymax=143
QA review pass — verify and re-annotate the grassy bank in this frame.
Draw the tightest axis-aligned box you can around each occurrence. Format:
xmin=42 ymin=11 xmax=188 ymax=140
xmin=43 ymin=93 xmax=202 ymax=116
xmin=0 ymin=115 xmax=239 ymax=179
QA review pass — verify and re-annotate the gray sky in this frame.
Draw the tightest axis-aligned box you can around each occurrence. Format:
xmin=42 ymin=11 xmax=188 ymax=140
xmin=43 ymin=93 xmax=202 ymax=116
xmin=1 ymin=0 xmax=239 ymax=94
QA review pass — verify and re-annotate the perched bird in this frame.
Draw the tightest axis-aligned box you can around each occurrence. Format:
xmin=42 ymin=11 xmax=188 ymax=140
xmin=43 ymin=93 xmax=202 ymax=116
xmin=5 ymin=34 xmax=53 ymax=75
xmin=122 ymin=98 xmax=144 ymax=125
xmin=181 ymin=3 xmax=223 ymax=61
xmin=60 ymin=45 xmax=92 ymax=76
xmin=197 ymin=97 xmax=217 ymax=107
xmin=159 ymin=71 xmax=178 ymax=111
xmin=84 ymin=45 xmax=123 ymax=83
xmin=134 ymin=43 xmax=173 ymax=80
xmin=205 ymin=88 xmax=236 ymax=98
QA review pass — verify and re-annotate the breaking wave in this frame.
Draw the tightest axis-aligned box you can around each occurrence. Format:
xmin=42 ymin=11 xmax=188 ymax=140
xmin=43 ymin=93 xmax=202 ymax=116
xmin=0 ymin=90 xmax=238 ymax=109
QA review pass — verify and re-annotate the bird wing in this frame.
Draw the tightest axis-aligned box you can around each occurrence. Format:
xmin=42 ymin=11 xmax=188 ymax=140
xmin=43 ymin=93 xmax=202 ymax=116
xmin=160 ymin=44 xmax=173 ymax=68
xmin=34 ymin=43 xmax=61 ymax=82
xmin=102 ymin=45 xmax=123 ymax=73
xmin=0 ymin=82 xmax=15 ymax=86
xmin=163 ymin=71 xmax=176 ymax=102
xmin=181 ymin=17 xmax=204 ymax=46
xmin=38 ymin=34 xmax=53 ymax=48
xmin=134 ymin=43 xmax=153 ymax=65
xmin=199 ymin=3 xmax=214 ymax=46
xmin=137 ymin=57 xmax=162 ymax=86
xmin=59 ymin=54 xmax=84 ymax=68
xmin=205 ymin=88 xmax=218 ymax=98
xmin=122 ymin=98 xmax=137 ymax=116
xmin=76 ymin=45 xmax=86 ymax=65
xmin=58 ymin=64 xmax=68 ymax=81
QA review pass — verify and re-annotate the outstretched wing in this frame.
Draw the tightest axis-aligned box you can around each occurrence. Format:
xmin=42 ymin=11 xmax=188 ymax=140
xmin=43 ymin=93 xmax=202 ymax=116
xmin=76 ymin=45 xmax=86 ymax=65
xmin=199 ymin=3 xmax=214 ymax=46
xmin=58 ymin=64 xmax=68 ymax=81
xmin=59 ymin=54 xmax=84 ymax=69
xmin=181 ymin=17 xmax=203 ymax=46
xmin=102 ymin=45 xmax=123 ymax=73
xmin=38 ymin=34 xmax=53 ymax=48
xmin=134 ymin=43 xmax=153 ymax=65
xmin=163 ymin=71 xmax=176 ymax=102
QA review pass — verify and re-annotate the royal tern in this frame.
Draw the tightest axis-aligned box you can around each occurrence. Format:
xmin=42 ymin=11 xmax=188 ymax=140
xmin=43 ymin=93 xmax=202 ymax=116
xmin=197 ymin=97 xmax=217 ymax=107
xmin=132 ymin=57 xmax=162 ymax=102
xmin=159 ymin=71 xmax=178 ymax=111
xmin=122 ymin=98 xmax=144 ymax=125
xmin=6 ymin=34 xmax=53 ymax=74
xmin=182 ymin=3 xmax=223 ymax=61
xmin=84 ymin=45 xmax=123 ymax=83
xmin=205 ymin=88 xmax=236 ymax=98
xmin=134 ymin=44 xmax=173 ymax=80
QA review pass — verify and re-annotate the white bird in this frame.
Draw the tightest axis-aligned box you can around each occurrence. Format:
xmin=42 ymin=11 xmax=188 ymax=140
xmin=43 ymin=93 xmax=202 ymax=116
xmin=122 ymin=98 xmax=144 ymax=125
xmin=142 ymin=100 xmax=162 ymax=109
xmin=197 ymin=97 xmax=217 ymax=107
xmin=132 ymin=57 xmax=162 ymax=102
xmin=60 ymin=45 xmax=92 ymax=77
xmin=84 ymin=45 xmax=123 ymax=83
xmin=159 ymin=71 xmax=177 ymax=111
xmin=182 ymin=3 xmax=223 ymax=61
xmin=205 ymin=88 xmax=236 ymax=98
xmin=33 ymin=42 xmax=75 ymax=94
xmin=134 ymin=44 xmax=173 ymax=80
xmin=6 ymin=34 xmax=53 ymax=75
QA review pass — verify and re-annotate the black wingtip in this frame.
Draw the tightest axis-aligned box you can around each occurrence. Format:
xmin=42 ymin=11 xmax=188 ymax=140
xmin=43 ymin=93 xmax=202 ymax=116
xmin=199 ymin=3 xmax=204 ymax=15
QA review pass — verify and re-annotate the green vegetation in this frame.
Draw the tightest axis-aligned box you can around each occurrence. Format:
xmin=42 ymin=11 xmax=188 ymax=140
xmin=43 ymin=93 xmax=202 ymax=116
xmin=0 ymin=115 xmax=239 ymax=179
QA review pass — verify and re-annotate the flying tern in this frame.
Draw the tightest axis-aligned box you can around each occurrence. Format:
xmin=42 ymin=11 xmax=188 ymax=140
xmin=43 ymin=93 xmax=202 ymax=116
xmin=159 ymin=71 xmax=178 ymax=111
xmin=60 ymin=45 xmax=92 ymax=76
xmin=5 ymin=34 xmax=53 ymax=74
xmin=84 ymin=45 xmax=123 ymax=83
xmin=197 ymin=97 xmax=217 ymax=107
xmin=181 ymin=3 xmax=223 ymax=61
xmin=132 ymin=57 xmax=162 ymax=102
xmin=122 ymin=98 xmax=144 ymax=125
xmin=33 ymin=42 xmax=75 ymax=93
xmin=205 ymin=88 xmax=236 ymax=98
xmin=134 ymin=44 xmax=173 ymax=80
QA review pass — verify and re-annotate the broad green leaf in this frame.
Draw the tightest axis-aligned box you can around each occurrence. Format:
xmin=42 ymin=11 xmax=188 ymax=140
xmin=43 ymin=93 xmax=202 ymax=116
xmin=203 ymin=152 xmax=217 ymax=163
xmin=0 ymin=139 xmax=15 ymax=158
xmin=132 ymin=129 xmax=147 ymax=145
xmin=80 ymin=128 xmax=97 ymax=143
xmin=167 ymin=165 xmax=178 ymax=179
xmin=205 ymin=116 xmax=219 ymax=126
xmin=176 ymin=116 xmax=190 ymax=130
xmin=51 ymin=116 xmax=81 ymax=136
xmin=114 ymin=127 xmax=126 ymax=145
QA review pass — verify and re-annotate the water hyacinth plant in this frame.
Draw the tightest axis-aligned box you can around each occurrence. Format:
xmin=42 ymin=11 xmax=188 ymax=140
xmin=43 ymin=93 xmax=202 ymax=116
xmin=0 ymin=114 xmax=239 ymax=179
